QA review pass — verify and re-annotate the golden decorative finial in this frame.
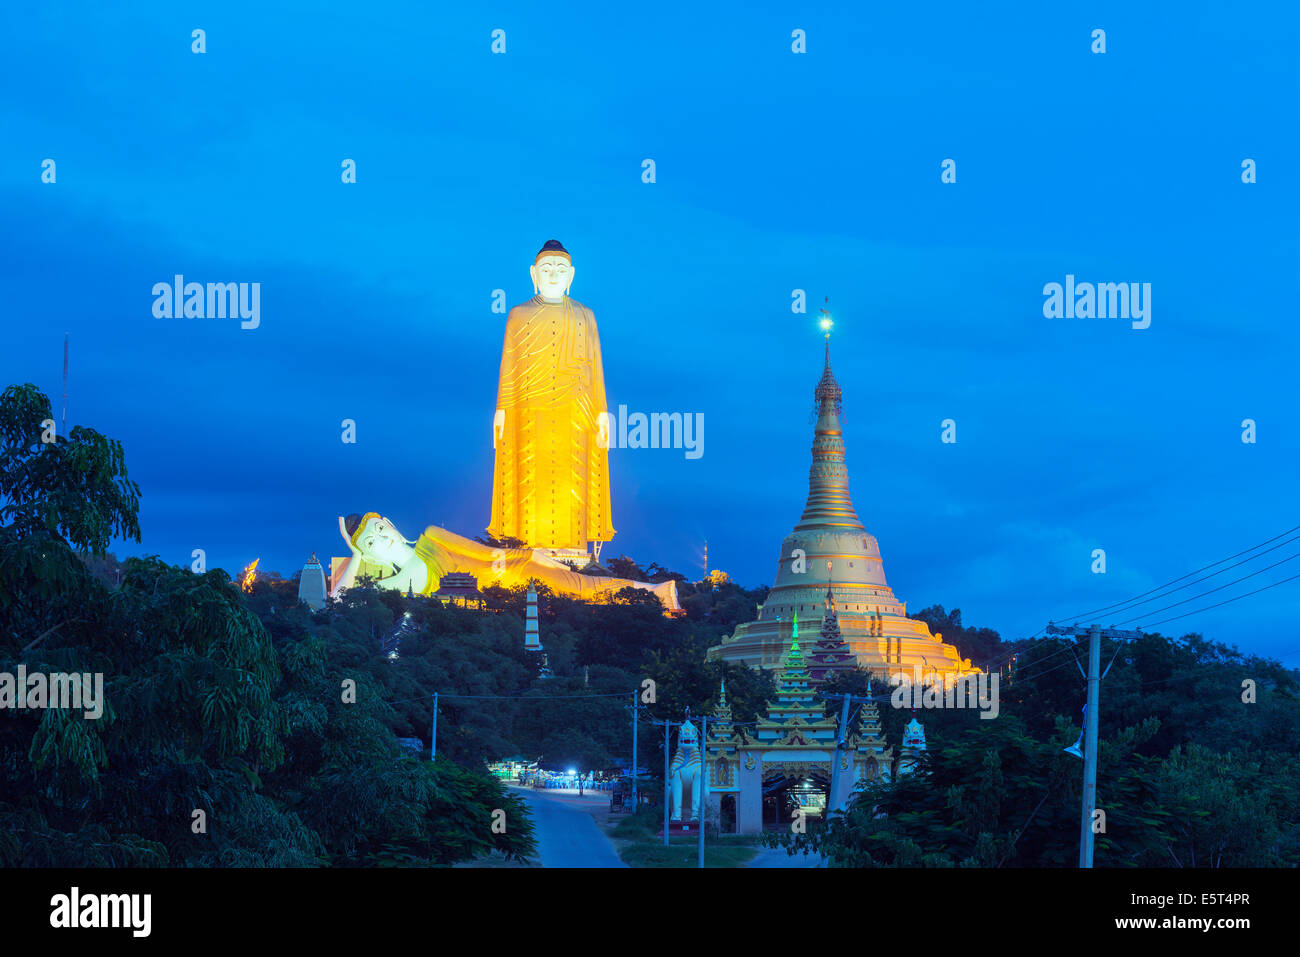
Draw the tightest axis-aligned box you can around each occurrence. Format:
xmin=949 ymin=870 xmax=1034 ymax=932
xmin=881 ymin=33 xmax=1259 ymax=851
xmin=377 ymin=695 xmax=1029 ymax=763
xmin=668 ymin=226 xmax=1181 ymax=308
xmin=818 ymin=296 xmax=833 ymax=339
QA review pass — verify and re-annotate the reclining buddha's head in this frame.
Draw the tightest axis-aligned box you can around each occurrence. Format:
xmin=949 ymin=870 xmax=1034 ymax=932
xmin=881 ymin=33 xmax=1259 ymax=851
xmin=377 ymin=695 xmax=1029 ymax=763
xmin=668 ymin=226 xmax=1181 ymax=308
xmin=345 ymin=512 xmax=407 ymax=566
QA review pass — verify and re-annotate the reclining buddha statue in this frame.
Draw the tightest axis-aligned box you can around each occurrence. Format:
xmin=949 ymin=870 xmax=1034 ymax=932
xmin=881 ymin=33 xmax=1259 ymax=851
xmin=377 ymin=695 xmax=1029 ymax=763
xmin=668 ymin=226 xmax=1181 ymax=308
xmin=328 ymin=513 xmax=681 ymax=612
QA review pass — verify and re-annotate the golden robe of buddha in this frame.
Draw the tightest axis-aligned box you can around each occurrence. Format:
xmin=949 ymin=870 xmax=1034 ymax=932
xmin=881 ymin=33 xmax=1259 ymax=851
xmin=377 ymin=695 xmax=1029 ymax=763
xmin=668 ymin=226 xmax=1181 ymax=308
xmin=489 ymin=240 xmax=614 ymax=552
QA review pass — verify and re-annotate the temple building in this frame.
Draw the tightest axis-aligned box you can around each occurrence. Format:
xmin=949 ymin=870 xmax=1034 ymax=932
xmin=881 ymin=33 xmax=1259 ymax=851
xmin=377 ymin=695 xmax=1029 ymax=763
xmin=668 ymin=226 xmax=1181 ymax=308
xmin=703 ymin=617 xmax=910 ymax=835
xmin=735 ymin=616 xmax=839 ymax=824
xmin=707 ymin=338 xmax=977 ymax=684
xmin=432 ymin=572 xmax=486 ymax=610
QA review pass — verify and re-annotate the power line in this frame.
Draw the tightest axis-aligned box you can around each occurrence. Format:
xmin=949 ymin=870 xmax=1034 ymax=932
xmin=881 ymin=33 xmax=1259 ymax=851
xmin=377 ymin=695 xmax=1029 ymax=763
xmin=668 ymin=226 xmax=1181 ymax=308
xmin=1116 ymin=551 xmax=1300 ymax=625
xmin=1055 ymin=523 xmax=1300 ymax=622
xmin=979 ymin=631 xmax=1082 ymax=677
xmin=996 ymin=524 xmax=1300 ymax=674
xmin=1007 ymin=652 xmax=1094 ymax=688
xmin=384 ymin=690 xmax=632 ymax=705
xmin=438 ymin=691 xmax=631 ymax=699
xmin=1129 ymin=571 xmax=1300 ymax=629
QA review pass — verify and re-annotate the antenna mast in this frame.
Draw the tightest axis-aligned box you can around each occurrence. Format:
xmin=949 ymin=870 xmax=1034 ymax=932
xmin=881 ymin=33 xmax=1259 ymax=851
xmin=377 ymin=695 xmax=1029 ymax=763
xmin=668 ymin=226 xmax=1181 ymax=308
xmin=61 ymin=333 xmax=69 ymax=432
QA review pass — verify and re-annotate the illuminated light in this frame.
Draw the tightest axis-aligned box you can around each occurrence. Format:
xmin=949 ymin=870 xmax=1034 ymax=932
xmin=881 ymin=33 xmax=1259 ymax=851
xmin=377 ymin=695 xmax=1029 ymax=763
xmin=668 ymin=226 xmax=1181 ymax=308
xmin=239 ymin=558 xmax=259 ymax=592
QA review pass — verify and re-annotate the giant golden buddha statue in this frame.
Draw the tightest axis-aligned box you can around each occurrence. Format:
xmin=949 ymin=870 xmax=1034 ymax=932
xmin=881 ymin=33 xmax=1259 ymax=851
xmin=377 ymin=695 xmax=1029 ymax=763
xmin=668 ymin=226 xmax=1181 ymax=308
xmin=489 ymin=240 xmax=614 ymax=560
xmin=323 ymin=240 xmax=687 ymax=616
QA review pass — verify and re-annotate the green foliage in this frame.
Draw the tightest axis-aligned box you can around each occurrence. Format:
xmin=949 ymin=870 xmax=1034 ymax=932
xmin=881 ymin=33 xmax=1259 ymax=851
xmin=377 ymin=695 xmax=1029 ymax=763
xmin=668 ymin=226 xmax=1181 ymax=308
xmin=0 ymin=383 xmax=140 ymax=553
xmin=7 ymin=381 xmax=1296 ymax=869
xmin=0 ymin=384 xmax=534 ymax=867
xmin=913 ymin=605 xmax=1003 ymax=670
xmin=772 ymin=633 xmax=1300 ymax=867
xmin=619 ymin=840 xmax=757 ymax=868
xmin=604 ymin=555 xmax=645 ymax=581
xmin=642 ymin=643 xmax=774 ymax=726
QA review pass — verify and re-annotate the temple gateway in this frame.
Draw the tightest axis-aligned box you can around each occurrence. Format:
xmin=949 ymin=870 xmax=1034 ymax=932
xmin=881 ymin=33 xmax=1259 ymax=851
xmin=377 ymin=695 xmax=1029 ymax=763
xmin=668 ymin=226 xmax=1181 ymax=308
xmin=707 ymin=339 xmax=978 ymax=683
xmin=699 ymin=619 xmax=928 ymax=835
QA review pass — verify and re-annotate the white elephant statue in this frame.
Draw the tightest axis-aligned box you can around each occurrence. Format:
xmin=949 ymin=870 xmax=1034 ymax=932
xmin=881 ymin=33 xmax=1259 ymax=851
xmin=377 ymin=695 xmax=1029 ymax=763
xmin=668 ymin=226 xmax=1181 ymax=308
xmin=669 ymin=718 xmax=703 ymax=821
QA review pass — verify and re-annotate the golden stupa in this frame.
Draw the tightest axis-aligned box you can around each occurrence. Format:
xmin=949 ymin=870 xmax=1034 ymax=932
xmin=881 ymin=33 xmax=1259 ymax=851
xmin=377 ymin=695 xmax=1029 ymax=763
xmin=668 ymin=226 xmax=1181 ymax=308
xmin=707 ymin=332 xmax=977 ymax=682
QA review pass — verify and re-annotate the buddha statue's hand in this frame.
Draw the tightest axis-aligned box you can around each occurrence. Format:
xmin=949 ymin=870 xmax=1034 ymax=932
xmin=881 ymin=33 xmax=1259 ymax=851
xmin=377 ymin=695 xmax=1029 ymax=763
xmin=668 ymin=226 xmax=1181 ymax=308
xmin=493 ymin=409 xmax=505 ymax=449
xmin=338 ymin=516 xmax=361 ymax=556
xmin=596 ymin=411 xmax=610 ymax=449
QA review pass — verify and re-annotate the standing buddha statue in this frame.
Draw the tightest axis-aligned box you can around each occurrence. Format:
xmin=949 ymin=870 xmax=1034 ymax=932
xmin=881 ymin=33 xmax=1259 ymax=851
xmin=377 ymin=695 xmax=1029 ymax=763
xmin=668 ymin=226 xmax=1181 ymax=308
xmin=489 ymin=239 xmax=614 ymax=558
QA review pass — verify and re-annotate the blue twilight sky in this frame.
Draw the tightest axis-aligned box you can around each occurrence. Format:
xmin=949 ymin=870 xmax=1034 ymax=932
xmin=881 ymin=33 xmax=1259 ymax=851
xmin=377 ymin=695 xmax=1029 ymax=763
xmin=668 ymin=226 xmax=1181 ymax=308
xmin=2 ymin=3 xmax=1297 ymax=662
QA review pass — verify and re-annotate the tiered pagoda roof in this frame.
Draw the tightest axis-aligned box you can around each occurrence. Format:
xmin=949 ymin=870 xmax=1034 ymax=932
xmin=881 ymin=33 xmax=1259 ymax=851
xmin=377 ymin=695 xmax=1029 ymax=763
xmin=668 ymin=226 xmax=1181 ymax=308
xmin=851 ymin=681 xmax=895 ymax=782
xmin=752 ymin=613 xmax=839 ymax=750
xmin=808 ymin=584 xmax=858 ymax=683
xmin=704 ymin=678 xmax=742 ymax=783
xmin=710 ymin=677 xmax=736 ymax=741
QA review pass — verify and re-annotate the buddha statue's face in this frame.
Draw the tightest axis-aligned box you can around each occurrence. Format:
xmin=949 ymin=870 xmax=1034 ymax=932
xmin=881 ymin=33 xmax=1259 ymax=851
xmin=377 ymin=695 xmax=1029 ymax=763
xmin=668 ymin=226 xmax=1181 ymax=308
xmin=356 ymin=515 xmax=404 ymax=563
xmin=530 ymin=254 xmax=573 ymax=299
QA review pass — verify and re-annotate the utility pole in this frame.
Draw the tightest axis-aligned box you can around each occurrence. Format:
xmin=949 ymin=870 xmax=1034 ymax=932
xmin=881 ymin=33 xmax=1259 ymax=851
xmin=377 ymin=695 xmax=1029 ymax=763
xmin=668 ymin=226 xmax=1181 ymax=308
xmin=630 ymin=691 xmax=638 ymax=809
xmin=662 ymin=720 xmax=672 ymax=847
xmin=61 ymin=332 xmax=69 ymax=433
xmin=698 ymin=715 xmax=707 ymax=869
xmin=1046 ymin=621 xmax=1142 ymax=868
xmin=1079 ymin=624 xmax=1100 ymax=868
xmin=430 ymin=691 xmax=438 ymax=761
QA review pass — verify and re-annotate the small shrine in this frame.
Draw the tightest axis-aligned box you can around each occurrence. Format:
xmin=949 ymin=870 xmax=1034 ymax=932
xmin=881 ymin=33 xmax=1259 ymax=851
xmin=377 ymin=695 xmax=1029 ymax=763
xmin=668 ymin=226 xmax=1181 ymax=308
xmin=897 ymin=715 xmax=927 ymax=777
xmin=297 ymin=553 xmax=327 ymax=611
xmin=433 ymin=572 xmax=486 ymax=610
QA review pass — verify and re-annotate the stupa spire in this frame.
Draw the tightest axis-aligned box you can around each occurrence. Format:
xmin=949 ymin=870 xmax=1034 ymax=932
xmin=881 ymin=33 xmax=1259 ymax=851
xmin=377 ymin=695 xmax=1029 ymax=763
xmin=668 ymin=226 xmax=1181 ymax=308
xmin=797 ymin=330 xmax=863 ymax=532
xmin=706 ymin=300 xmax=982 ymax=685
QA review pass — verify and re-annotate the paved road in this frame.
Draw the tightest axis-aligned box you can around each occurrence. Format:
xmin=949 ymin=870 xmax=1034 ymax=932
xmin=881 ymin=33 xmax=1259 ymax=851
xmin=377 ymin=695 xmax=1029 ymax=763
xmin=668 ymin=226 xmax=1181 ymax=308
xmin=512 ymin=787 xmax=627 ymax=868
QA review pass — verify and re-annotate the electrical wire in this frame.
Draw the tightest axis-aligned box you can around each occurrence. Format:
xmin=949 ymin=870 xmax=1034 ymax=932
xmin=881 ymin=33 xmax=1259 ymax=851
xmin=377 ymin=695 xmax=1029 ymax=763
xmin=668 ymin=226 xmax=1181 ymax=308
xmin=1130 ymin=571 xmax=1300 ymax=629
xmin=1054 ymin=523 xmax=1300 ymax=622
xmin=1116 ymin=552 xmax=1300 ymax=625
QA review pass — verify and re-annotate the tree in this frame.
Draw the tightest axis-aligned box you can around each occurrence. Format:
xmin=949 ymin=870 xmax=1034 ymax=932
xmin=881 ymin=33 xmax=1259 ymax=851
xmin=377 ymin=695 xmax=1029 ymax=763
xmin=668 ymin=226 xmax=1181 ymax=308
xmin=604 ymin=555 xmax=645 ymax=581
xmin=0 ymin=384 xmax=535 ymax=867
xmin=913 ymin=605 xmax=1007 ymax=671
xmin=474 ymin=533 xmax=527 ymax=550
xmin=0 ymin=383 xmax=141 ymax=553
